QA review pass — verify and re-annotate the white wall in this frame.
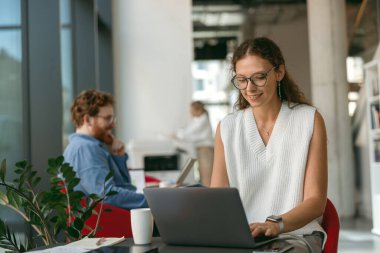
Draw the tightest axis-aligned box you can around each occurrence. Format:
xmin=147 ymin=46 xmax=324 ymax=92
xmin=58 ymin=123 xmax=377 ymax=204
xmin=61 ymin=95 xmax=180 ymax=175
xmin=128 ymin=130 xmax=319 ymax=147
xmin=112 ymin=0 xmax=193 ymax=143
xmin=254 ymin=5 xmax=311 ymax=100
xmin=307 ymin=0 xmax=355 ymax=217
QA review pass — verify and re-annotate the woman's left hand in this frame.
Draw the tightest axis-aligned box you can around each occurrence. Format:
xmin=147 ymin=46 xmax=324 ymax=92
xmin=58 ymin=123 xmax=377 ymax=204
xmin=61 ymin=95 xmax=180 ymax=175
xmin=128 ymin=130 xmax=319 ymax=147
xmin=249 ymin=221 xmax=280 ymax=237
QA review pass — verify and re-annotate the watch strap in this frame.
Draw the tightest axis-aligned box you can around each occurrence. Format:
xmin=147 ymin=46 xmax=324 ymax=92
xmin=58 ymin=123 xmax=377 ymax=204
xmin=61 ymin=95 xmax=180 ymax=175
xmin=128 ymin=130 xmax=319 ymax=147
xmin=266 ymin=215 xmax=284 ymax=233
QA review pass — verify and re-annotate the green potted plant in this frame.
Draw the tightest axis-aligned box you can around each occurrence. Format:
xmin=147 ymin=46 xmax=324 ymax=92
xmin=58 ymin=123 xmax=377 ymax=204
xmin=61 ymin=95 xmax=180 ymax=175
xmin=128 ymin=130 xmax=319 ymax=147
xmin=0 ymin=156 xmax=116 ymax=252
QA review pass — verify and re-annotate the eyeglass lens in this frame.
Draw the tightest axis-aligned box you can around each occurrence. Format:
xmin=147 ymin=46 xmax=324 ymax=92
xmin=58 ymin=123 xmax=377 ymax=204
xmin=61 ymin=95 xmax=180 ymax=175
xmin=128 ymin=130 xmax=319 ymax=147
xmin=232 ymin=67 xmax=275 ymax=89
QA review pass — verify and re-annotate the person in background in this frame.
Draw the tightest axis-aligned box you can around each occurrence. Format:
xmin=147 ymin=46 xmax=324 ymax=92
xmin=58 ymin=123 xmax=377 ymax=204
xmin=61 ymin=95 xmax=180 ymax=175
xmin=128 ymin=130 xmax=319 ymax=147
xmin=174 ymin=101 xmax=214 ymax=186
xmin=211 ymin=37 xmax=327 ymax=252
xmin=63 ymin=89 xmax=147 ymax=209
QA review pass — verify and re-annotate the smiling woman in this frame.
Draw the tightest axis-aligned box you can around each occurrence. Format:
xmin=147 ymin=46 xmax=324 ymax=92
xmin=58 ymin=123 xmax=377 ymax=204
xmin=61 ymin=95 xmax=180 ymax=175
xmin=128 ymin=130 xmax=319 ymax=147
xmin=211 ymin=37 xmax=328 ymax=253
xmin=231 ymin=38 xmax=311 ymax=112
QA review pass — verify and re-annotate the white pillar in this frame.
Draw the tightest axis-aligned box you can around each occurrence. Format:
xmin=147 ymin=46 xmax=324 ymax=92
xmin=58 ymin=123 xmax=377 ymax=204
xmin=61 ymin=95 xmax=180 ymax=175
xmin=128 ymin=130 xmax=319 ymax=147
xmin=307 ymin=0 xmax=355 ymax=217
xmin=112 ymin=0 xmax=193 ymax=143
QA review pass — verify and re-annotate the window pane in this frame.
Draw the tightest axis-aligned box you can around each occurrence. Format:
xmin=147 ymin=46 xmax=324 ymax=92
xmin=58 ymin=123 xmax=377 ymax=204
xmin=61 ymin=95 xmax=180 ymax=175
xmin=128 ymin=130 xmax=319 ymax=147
xmin=0 ymin=30 xmax=22 ymax=61
xmin=0 ymin=30 xmax=23 ymax=166
xmin=60 ymin=0 xmax=71 ymax=25
xmin=61 ymin=28 xmax=74 ymax=148
xmin=192 ymin=60 xmax=230 ymax=133
xmin=0 ymin=0 xmax=21 ymax=26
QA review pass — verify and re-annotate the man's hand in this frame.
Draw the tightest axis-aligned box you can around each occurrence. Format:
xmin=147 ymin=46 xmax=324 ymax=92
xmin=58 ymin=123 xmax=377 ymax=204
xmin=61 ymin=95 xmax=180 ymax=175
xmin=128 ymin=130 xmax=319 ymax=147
xmin=249 ymin=221 xmax=280 ymax=238
xmin=111 ymin=137 xmax=125 ymax=156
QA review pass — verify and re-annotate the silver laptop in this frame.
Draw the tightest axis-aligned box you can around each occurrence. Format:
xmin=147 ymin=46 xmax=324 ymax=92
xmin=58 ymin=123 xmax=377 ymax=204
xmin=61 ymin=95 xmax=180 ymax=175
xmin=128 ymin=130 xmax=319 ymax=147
xmin=143 ymin=187 xmax=279 ymax=249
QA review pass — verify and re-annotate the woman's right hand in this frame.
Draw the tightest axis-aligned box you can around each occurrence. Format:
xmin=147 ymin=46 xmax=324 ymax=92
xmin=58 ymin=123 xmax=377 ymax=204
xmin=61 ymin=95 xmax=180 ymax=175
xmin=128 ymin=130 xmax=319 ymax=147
xmin=249 ymin=222 xmax=280 ymax=237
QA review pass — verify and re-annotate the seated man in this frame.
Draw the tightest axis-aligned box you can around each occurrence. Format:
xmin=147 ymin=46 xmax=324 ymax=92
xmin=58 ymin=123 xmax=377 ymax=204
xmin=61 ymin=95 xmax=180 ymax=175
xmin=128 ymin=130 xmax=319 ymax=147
xmin=63 ymin=89 xmax=147 ymax=209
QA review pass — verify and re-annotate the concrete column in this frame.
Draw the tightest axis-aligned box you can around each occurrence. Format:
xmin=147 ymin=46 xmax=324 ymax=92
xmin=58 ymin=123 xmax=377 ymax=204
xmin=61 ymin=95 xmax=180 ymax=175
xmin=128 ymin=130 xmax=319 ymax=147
xmin=112 ymin=0 xmax=193 ymax=143
xmin=307 ymin=0 xmax=355 ymax=217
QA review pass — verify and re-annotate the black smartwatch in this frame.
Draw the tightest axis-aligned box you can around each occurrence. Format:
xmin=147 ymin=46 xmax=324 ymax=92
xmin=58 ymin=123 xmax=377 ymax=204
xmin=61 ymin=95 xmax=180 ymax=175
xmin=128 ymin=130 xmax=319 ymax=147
xmin=265 ymin=215 xmax=284 ymax=233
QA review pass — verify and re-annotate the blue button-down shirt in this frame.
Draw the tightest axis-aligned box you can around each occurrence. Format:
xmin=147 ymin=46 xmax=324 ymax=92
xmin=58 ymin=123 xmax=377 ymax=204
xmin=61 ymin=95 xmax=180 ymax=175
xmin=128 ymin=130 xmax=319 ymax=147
xmin=63 ymin=133 xmax=147 ymax=209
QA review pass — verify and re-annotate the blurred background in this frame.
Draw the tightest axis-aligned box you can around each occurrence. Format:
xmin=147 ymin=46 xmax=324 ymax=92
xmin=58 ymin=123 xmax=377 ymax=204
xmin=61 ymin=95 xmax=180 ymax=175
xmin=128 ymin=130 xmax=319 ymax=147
xmin=0 ymin=0 xmax=380 ymax=251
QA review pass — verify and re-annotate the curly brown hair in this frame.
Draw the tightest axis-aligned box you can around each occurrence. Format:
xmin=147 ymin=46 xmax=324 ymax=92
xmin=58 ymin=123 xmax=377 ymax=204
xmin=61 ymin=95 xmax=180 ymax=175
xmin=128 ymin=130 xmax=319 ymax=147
xmin=71 ymin=89 xmax=114 ymax=127
xmin=231 ymin=37 xmax=311 ymax=110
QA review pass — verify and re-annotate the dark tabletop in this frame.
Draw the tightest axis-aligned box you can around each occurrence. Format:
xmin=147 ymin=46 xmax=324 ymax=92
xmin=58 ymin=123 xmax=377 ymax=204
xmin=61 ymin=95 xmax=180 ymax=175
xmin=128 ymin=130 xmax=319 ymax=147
xmin=87 ymin=237 xmax=292 ymax=253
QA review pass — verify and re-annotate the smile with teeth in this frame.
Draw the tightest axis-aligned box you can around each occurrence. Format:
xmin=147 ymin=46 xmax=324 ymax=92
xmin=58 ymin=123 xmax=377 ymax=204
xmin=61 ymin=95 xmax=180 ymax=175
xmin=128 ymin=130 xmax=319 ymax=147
xmin=247 ymin=93 xmax=262 ymax=100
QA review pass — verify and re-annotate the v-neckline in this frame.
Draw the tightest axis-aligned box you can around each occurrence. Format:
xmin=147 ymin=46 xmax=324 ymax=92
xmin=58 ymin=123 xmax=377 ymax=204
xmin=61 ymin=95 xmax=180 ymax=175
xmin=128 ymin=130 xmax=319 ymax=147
xmin=244 ymin=102 xmax=291 ymax=159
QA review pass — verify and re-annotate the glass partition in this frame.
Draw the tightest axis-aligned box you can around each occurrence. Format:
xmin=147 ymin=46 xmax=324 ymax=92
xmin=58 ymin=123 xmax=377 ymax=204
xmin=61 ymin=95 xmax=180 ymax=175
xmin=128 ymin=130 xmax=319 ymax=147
xmin=60 ymin=0 xmax=74 ymax=148
xmin=0 ymin=0 xmax=24 ymax=169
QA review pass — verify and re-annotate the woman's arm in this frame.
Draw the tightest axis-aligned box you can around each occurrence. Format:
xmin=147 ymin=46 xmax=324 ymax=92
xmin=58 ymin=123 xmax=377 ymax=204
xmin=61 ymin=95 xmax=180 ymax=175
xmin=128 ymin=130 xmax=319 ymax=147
xmin=210 ymin=123 xmax=229 ymax=187
xmin=251 ymin=111 xmax=328 ymax=237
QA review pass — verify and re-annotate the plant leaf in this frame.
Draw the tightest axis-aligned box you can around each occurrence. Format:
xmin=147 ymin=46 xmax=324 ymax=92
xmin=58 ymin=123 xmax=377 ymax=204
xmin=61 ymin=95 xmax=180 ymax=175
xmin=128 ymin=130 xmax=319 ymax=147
xmin=55 ymin=156 xmax=64 ymax=166
xmin=15 ymin=160 xmax=27 ymax=169
xmin=28 ymin=209 xmax=41 ymax=226
xmin=0 ymin=219 xmax=33 ymax=252
xmin=83 ymin=224 xmax=92 ymax=231
xmin=30 ymin=171 xmax=37 ymax=179
xmin=48 ymin=158 xmax=57 ymax=168
xmin=54 ymin=222 xmax=63 ymax=238
xmin=46 ymin=166 xmax=57 ymax=175
xmin=105 ymin=171 xmax=113 ymax=182
xmin=50 ymin=216 xmax=58 ymax=223
xmin=63 ymin=170 xmax=76 ymax=181
xmin=81 ymin=209 xmax=93 ymax=221
xmin=0 ymin=155 xmax=122 ymax=248
xmin=106 ymin=191 xmax=118 ymax=197
xmin=67 ymin=178 xmax=81 ymax=190
xmin=14 ymin=168 xmax=23 ymax=174
xmin=0 ymin=159 xmax=6 ymax=182
xmin=73 ymin=218 xmax=84 ymax=231
xmin=7 ymin=190 xmax=23 ymax=209
xmin=0 ymin=191 xmax=9 ymax=205
xmin=68 ymin=226 xmax=80 ymax=239
xmin=32 ymin=177 xmax=41 ymax=187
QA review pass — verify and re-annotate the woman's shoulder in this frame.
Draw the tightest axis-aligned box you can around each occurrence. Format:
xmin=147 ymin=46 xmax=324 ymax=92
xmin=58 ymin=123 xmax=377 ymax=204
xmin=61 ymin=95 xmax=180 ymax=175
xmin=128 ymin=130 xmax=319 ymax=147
xmin=221 ymin=109 xmax=246 ymax=125
xmin=288 ymin=102 xmax=316 ymax=115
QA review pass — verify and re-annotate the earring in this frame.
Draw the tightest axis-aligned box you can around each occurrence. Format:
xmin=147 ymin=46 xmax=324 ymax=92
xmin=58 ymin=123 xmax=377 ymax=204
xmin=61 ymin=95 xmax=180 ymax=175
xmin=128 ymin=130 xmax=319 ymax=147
xmin=277 ymin=81 xmax=283 ymax=101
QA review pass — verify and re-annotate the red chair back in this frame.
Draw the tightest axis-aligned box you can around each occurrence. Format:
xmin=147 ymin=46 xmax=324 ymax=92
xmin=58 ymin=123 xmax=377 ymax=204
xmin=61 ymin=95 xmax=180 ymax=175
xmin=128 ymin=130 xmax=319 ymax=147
xmin=82 ymin=200 xmax=133 ymax=237
xmin=82 ymin=175 xmax=160 ymax=238
xmin=322 ymin=198 xmax=340 ymax=253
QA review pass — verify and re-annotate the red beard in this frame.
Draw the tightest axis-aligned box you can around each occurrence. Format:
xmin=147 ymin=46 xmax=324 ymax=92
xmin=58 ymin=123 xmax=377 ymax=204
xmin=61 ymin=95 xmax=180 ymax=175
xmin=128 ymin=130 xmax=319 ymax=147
xmin=92 ymin=124 xmax=114 ymax=145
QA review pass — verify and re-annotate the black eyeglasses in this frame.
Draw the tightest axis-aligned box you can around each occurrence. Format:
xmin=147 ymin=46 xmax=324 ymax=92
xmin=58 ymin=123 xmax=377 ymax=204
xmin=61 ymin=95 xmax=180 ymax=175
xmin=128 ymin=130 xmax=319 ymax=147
xmin=231 ymin=66 xmax=276 ymax=90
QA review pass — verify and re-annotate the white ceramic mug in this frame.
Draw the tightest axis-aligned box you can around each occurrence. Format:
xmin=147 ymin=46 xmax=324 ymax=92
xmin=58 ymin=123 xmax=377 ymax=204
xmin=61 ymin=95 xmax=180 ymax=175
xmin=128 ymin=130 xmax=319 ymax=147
xmin=131 ymin=208 xmax=154 ymax=245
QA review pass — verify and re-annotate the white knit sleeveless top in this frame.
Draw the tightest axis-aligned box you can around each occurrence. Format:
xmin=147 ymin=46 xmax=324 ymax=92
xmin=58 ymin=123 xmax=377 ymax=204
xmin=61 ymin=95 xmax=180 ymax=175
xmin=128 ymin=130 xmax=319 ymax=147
xmin=220 ymin=102 xmax=325 ymax=237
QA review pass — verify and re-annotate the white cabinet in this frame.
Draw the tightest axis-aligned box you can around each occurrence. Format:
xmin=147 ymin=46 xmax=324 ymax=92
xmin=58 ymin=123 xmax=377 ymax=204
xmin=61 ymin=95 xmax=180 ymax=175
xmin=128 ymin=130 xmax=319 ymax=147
xmin=365 ymin=59 xmax=380 ymax=236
